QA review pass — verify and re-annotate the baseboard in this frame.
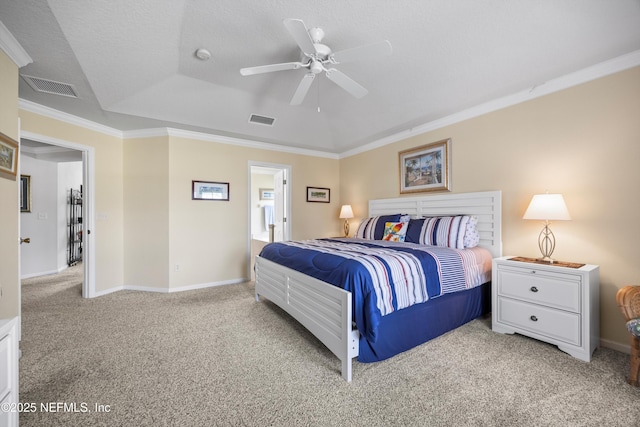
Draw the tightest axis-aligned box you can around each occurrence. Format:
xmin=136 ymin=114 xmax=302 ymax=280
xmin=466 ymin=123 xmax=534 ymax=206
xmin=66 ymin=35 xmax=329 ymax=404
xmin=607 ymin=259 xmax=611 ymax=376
xmin=123 ymin=278 xmax=248 ymax=294
xmin=92 ymin=285 xmax=125 ymax=298
xmin=600 ymin=338 xmax=630 ymax=355
xmin=21 ymin=267 xmax=65 ymax=280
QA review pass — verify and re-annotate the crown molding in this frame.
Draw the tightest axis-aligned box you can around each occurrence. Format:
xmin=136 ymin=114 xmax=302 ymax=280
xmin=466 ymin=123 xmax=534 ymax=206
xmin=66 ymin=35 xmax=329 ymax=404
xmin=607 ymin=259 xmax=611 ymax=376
xmin=164 ymin=128 xmax=339 ymax=159
xmin=19 ymin=99 xmax=124 ymax=138
xmin=339 ymin=50 xmax=640 ymax=159
xmin=122 ymin=127 xmax=338 ymax=158
xmin=0 ymin=20 xmax=32 ymax=68
xmin=19 ymin=100 xmax=338 ymax=159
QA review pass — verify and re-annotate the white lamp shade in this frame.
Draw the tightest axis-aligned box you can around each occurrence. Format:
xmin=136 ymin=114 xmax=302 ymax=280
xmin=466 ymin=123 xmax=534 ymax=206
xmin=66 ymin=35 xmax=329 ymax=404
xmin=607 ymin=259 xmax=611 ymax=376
xmin=339 ymin=205 xmax=354 ymax=219
xmin=523 ymin=194 xmax=571 ymax=221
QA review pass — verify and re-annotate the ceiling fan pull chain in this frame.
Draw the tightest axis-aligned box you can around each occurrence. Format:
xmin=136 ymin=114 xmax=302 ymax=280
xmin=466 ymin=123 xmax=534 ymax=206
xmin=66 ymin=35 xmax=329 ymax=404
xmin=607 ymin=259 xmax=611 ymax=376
xmin=317 ymin=76 xmax=321 ymax=113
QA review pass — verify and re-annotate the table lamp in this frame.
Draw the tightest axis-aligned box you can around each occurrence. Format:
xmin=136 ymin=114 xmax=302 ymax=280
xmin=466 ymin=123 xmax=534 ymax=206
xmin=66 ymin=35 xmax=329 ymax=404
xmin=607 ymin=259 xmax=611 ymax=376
xmin=339 ymin=205 xmax=354 ymax=237
xmin=523 ymin=193 xmax=571 ymax=263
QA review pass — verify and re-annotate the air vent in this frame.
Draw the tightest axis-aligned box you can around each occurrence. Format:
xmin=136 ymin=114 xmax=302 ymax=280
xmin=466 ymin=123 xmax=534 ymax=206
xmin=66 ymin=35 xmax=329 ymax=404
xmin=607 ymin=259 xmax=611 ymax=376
xmin=249 ymin=114 xmax=275 ymax=126
xmin=21 ymin=75 xmax=78 ymax=98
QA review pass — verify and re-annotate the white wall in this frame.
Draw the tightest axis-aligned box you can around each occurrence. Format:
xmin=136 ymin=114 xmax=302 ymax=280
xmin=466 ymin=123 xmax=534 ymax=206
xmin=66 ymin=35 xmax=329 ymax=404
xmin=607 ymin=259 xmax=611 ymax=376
xmin=20 ymin=155 xmax=81 ymax=278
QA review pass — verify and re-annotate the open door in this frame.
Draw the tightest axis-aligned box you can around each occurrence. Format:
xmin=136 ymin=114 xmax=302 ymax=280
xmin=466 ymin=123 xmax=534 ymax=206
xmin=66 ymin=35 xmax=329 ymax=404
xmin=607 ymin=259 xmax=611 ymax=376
xmin=248 ymin=162 xmax=291 ymax=280
xmin=273 ymin=169 xmax=285 ymax=242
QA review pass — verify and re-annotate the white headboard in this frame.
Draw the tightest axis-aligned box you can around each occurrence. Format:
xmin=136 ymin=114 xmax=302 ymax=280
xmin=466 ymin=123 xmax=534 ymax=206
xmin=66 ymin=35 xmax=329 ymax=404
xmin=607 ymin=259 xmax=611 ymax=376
xmin=368 ymin=191 xmax=502 ymax=258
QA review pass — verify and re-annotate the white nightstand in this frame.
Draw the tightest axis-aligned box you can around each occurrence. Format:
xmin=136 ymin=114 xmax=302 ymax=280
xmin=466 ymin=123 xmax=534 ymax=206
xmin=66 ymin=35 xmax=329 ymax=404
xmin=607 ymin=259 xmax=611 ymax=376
xmin=492 ymin=256 xmax=600 ymax=362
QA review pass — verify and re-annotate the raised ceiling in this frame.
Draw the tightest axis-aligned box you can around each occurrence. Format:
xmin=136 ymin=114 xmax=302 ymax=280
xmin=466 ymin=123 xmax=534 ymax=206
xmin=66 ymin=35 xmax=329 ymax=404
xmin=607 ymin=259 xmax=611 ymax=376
xmin=2 ymin=0 xmax=640 ymax=155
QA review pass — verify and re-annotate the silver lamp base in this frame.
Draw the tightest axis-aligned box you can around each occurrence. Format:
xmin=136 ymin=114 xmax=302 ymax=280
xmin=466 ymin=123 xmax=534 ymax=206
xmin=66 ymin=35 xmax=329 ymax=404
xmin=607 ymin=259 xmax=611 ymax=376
xmin=537 ymin=222 xmax=556 ymax=263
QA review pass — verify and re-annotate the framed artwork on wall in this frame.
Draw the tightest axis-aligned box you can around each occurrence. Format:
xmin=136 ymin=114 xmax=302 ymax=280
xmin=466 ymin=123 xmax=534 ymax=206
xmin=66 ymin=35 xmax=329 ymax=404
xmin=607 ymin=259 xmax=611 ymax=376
xmin=306 ymin=186 xmax=330 ymax=203
xmin=0 ymin=131 xmax=19 ymax=181
xmin=260 ymin=188 xmax=274 ymax=200
xmin=192 ymin=180 xmax=230 ymax=201
xmin=399 ymin=138 xmax=451 ymax=194
xmin=20 ymin=175 xmax=31 ymax=212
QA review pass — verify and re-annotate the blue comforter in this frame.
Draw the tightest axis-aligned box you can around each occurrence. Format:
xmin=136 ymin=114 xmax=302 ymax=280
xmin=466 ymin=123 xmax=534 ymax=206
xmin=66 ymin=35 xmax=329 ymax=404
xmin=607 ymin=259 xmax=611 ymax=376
xmin=259 ymin=238 xmax=450 ymax=343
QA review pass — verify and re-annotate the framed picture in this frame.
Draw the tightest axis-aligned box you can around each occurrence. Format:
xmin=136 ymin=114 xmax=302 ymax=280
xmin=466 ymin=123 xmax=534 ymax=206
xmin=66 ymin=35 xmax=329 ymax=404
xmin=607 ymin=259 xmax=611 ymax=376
xmin=399 ymin=138 xmax=451 ymax=194
xmin=20 ymin=175 xmax=31 ymax=212
xmin=260 ymin=188 xmax=274 ymax=200
xmin=192 ymin=180 xmax=229 ymax=201
xmin=0 ymin=131 xmax=19 ymax=181
xmin=306 ymin=186 xmax=330 ymax=203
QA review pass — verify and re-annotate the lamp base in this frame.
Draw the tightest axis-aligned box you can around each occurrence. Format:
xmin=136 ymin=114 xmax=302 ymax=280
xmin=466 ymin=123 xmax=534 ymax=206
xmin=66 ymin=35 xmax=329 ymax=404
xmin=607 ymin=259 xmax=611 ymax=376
xmin=537 ymin=222 xmax=556 ymax=263
xmin=343 ymin=220 xmax=350 ymax=237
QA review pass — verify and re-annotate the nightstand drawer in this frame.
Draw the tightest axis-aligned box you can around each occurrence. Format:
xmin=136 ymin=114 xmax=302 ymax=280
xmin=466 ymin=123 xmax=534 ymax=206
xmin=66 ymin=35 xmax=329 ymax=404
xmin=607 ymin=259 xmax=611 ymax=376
xmin=497 ymin=297 xmax=581 ymax=346
xmin=497 ymin=268 xmax=581 ymax=312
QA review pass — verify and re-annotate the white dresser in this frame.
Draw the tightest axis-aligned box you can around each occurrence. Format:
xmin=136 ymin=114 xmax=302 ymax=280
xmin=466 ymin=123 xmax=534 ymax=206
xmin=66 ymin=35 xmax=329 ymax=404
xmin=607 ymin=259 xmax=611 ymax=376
xmin=492 ymin=257 xmax=600 ymax=362
xmin=0 ymin=317 xmax=19 ymax=427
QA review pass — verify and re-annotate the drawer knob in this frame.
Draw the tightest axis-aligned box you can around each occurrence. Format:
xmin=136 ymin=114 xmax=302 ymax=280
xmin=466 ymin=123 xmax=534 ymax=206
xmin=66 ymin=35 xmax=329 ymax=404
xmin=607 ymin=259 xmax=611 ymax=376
xmin=530 ymin=286 xmax=539 ymax=293
xmin=530 ymin=315 xmax=538 ymax=322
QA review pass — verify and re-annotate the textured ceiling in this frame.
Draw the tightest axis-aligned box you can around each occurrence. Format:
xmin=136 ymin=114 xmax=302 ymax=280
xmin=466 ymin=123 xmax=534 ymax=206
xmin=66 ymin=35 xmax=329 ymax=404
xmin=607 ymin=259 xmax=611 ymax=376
xmin=2 ymin=0 xmax=640 ymax=155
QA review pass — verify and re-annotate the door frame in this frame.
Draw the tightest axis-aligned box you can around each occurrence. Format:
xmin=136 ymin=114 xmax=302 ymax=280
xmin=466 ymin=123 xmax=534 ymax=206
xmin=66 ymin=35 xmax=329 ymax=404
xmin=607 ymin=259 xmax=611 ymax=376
xmin=20 ymin=131 xmax=96 ymax=298
xmin=247 ymin=161 xmax=291 ymax=278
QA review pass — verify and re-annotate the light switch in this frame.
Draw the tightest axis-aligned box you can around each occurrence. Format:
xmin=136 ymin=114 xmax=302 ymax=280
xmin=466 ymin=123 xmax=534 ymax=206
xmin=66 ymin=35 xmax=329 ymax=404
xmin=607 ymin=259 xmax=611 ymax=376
xmin=37 ymin=212 xmax=48 ymax=220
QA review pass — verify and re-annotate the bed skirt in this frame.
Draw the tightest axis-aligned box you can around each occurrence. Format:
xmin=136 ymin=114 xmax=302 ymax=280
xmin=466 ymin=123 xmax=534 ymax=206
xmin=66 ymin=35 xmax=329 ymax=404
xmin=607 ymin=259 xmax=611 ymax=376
xmin=358 ymin=281 xmax=492 ymax=362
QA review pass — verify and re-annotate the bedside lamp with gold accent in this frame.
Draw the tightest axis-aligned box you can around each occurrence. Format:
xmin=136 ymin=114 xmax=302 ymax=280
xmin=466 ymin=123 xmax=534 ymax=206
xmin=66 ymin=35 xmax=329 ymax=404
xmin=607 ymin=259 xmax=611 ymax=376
xmin=339 ymin=205 xmax=354 ymax=237
xmin=523 ymin=193 xmax=571 ymax=263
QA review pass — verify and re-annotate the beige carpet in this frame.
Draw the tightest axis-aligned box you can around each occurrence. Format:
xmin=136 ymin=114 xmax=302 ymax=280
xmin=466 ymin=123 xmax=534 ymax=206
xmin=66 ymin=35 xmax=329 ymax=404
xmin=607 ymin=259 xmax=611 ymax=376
xmin=19 ymin=264 xmax=640 ymax=426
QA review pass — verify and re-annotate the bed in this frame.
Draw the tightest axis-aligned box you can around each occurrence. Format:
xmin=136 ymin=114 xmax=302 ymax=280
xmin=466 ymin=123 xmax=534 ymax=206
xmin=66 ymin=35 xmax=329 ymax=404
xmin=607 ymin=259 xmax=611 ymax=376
xmin=254 ymin=191 xmax=502 ymax=381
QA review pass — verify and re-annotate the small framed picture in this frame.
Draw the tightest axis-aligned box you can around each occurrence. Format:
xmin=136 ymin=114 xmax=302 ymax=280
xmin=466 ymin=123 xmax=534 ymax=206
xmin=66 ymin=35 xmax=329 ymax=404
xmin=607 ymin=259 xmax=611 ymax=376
xmin=260 ymin=188 xmax=274 ymax=200
xmin=20 ymin=175 xmax=31 ymax=212
xmin=0 ymin=131 xmax=19 ymax=181
xmin=306 ymin=186 xmax=330 ymax=203
xmin=399 ymin=138 xmax=451 ymax=194
xmin=192 ymin=180 xmax=229 ymax=201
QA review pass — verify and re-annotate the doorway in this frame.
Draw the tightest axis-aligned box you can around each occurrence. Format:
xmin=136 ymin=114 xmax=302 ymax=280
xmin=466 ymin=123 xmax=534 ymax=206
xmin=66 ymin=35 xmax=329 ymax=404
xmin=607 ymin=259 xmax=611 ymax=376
xmin=19 ymin=132 xmax=95 ymax=299
xmin=248 ymin=162 xmax=291 ymax=279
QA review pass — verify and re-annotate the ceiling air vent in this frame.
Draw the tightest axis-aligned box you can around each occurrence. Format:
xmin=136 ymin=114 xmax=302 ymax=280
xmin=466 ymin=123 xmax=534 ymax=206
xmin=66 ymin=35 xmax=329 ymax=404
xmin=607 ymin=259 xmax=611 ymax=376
xmin=248 ymin=114 xmax=275 ymax=126
xmin=21 ymin=75 xmax=78 ymax=98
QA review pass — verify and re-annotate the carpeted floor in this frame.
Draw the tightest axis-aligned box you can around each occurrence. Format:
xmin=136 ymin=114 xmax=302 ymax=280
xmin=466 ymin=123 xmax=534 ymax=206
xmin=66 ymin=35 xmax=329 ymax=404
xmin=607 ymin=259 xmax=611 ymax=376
xmin=18 ymin=264 xmax=640 ymax=426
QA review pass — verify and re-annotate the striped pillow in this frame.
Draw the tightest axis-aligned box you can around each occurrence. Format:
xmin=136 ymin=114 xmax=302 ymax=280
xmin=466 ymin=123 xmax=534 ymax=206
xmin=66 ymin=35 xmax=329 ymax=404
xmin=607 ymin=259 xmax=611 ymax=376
xmin=355 ymin=214 xmax=402 ymax=240
xmin=405 ymin=216 xmax=471 ymax=249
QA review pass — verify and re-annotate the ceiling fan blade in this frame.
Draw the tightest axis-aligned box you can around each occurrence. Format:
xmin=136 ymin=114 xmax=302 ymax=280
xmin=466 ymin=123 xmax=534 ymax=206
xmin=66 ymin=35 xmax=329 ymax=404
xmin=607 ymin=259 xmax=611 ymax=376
xmin=325 ymin=68 xmax=368 ymax=99
xmin=290 ymin=73 xmax=316 ymax=105
xmin=240 ymin=61 xmax=305 ymax=76
xmin=283 ymin=18 xmax=316 ymax=56
xmin=330 ymin=40 xmax=392 ymax=64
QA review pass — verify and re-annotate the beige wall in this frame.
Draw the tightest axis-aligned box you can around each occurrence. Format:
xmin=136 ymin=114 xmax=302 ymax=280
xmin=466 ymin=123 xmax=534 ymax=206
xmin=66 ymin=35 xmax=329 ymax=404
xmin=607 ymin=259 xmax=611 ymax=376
xmin=166 ymin=136 xmax=341 ymax=289
xmin=340 ymin=66 xmax=640 ymax=348
xmin=0 ymin=50 xmax=19 ymax=317
xmin=124 ymin=137 xmax=170 ymax=288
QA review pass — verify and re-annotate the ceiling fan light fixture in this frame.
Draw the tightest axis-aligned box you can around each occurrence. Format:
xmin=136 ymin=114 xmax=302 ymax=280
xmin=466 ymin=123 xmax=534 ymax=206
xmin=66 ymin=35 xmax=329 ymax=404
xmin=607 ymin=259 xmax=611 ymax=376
xmin=310 ymin=60 xmax=323 ymax=74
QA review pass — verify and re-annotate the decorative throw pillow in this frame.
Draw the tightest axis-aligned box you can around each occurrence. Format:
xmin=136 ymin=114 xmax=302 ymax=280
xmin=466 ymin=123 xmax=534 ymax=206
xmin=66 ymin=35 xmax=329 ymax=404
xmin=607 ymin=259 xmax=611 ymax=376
xmin=355 ymin=214 xmax=402 ymax=240
xmin=405 ymin=218 xmax=425 ymax=244
xmin=382 ymin=221 xmax=409 ymax=242
xmin=463 ymin=216 xmax=480 ymax=248
xmin=407 ymin=215 xmax=472 ymax=249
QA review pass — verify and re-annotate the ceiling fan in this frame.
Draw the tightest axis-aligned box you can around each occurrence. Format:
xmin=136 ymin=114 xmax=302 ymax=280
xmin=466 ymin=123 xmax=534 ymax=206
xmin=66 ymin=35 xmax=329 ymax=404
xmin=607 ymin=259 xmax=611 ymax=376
xmin=240 ymin=19 xmax=392 ymax=106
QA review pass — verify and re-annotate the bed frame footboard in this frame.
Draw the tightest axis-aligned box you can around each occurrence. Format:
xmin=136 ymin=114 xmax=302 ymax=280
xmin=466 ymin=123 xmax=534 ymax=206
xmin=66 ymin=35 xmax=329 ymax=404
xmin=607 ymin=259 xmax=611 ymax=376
xmin=255 ymin=256 xmax=360 ymax=381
